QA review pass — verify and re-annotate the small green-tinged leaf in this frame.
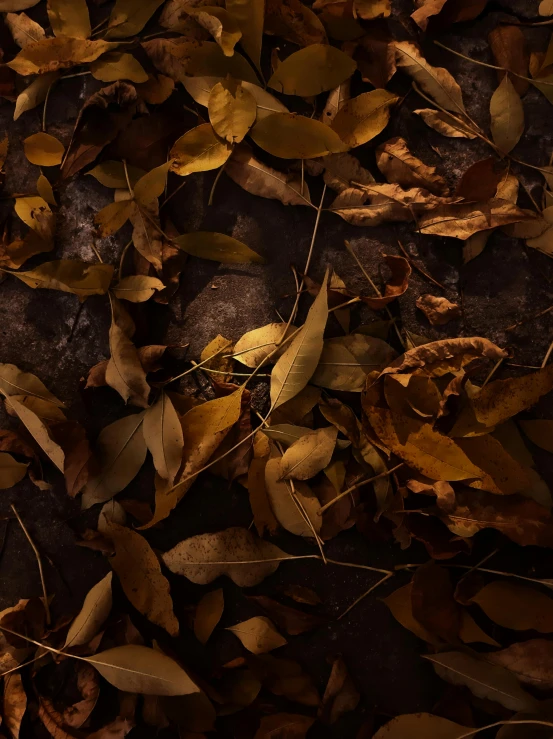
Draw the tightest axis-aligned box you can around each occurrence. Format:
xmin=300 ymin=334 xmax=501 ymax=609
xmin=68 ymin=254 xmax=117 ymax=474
xmin=91 ymin=52 xmax=148 ymax=83
xmin=331 ymin=90 xmax=398 ymax=147
xmin=174 ymin=231 xmax=264 ymax=263
xmin=268 ymin=44 xmax=356 ymax=97
xmin=10 ymin=260 xmax=114 ymax=300
xmin=170 ymin=123 xmax=232 ymax=176
xmin=208 ymin=78 xmax=257 ymax=143
xmin=23 ymin=132 xmax=64 ymax=166
xmin=0 ymin=452 xmax=28 ymax=489
xmin=251 ymin=113 xmax=347 ymax=159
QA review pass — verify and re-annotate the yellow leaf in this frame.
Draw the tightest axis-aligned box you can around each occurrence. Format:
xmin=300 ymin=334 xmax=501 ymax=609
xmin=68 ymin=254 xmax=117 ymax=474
xmin=47 ymin=0 xmax=91 ymax=39
xmin=208 ymin=78 xmax=257 ymax=143
xmin=23 ymin=132 xmax=64 ymax=166
xmin=65 ymin=572 xmax=113 ymax=648
xmin=8 ymin=37 xmax=117 ymax=75
xmin=10 ymin=259 xmax=114 ymax=300
xmin=5 ymin=11 xmax=45 ymax=48
xmin=264 ymin=453 xmax=321 ymax=537
xmin=418 ymin=198 xmax=532 ymax=239
xmin=105 ymin=522 xmax=180 ymax=636
xmin=5 ymin=396 xmax=64 ymax=471
xmin=234 ymin=322 xmax=296 ymax=368
xmin=312 ymin=334 xmax=396 ymax=392
xmin=226 ymin=616 xmax=286 ymax=654
xmin=330 ymin=89 xmax=397 ymax=147
xmin=267 ymin=44 xmax=356 ymax=97
xmin=194 ymin=589 xmax=224 ymax=645
xmin=395 ymin=40 xmax=466 ymax=114
xmin=414 ymin=108 xmax=476 ymax=138
xmin=162 ymin=527 xmax=288 ymax=586
xmin=14 ymin=71 xmax=59 ymax=120
xmin=376 ymin=136 xmax=449 ymax=194
xmin=170 ymin=123 xmax=232 ymax=176
xmin=3 ymin=671 xmax=26 ymax=739
xmin=81 ymin=412 xmax=147 ymax=508
xmin=88 ymin=160 xmax=145 ymax=188
xmin=91 ymin=51 xmax=149 ymax=83
xmin=354 ymin=0 xmax=390 ymax=19
xmin=520 ymin=419 xmax=553 ymax=453
xmin=0 ymin=363 xmax=63 ymax=405
xmin=271 ymin=270 xmax=329 ymax=409
xmin=95 ymin=200 xmax=134 ymax=237
xmin=36 ymin=174 xmax=56 ymax=206
xmin=279 ymin=426 xmax=337 ymax=480
xmin=133 ymin=161 xmax=172 ymax=203
xmin=0 ymin=452 xmax=28 ymax=489
xmin=251 ymin=112 xmax=347 ymax=159
xmin=373 ymin=714 xmax=472 ymax=739
xmin=112 ymin=275 xmax=165 ymax=302
xmin=86 ymin=644 xmax=198 ymax=696
xmin=490 ymin=75 xmax=525 ymax=153
xmin=143 ymin=392 xmax=183 ymax=484
xmin=183 ymin=76 xmax=287 ymax=120
xmin=226 ymin=0 xmax=264 ymax=71
xmin=174 ymin=231 xmax=264 ymax=263
xmin=106 ymin=0 xmax=165 ymax=39
xmin=187 ymin=7 xmax=242 ymax=57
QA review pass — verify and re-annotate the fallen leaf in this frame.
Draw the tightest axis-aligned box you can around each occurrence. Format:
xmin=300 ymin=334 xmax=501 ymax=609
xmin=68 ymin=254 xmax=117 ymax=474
xmin=490 ymin=75 xmax=524 ymax=154
xmin=227 ymin=616 xmax=287 ymax=654
xmin=376 ymin=137 xmax=449 ymax=195
xmin=360 ymin=254 xmax=411 ymax=310
xmin=319 ymin=657 xmax=360 ymax=724
xmin=373 ymin=713 xmax=471 ymax=738
xmin=234 ymin=322 xmax=296 ymax=368
xmin=265 ymin=452 xmax=321 ymax=537
xmin=81 ymin=412 xmax=147 ymax=508
xmin=5 ymin=396 xmax=65 ymax=470
xmin=487 ymin=640 xmax=553 ymax=692
xmin=414 ymin=108 xmax=476 ymax=138
xmin=330 ymin=89 xmax=397 ymax=148
xmin=106 ymin=297 xmax=150 ymax=408
xmin=0 ymin=363 xmax=62 ymax=405
xmin=469 ymin=581 xmax=553 ymax=632
xmin=186 ymin=7 xmax=242 ymax=57
xmin=194 ymin=589 xmax=224 ymax=645
xmin=8 ymin=37 xmax=117 ymax=76
xmin=395 ymin=41 xmax=466 ymax=114
xmin=184 ymin=76 xmax=287 ymax=119
xmin=411 ymin=0 xmax=448 ymax=29
xmin=489 ymin=25 xmax=529 ymax=96
xmin=14 ymin=71 xmax=59 ymax=120
xmin=5 ymin=11 xmax=45 ymax=48
xmin=143 ymin=392 xmax=183 ymax=485
xmin=226 ymin=0 xmax=264 ymax=71
xmin=10 ymin=260 xmax=113 ymax=300
xmin=136 ymin=73 xmax=174 ymax=104
xmin=271 ymin=270 xmax=328 ymax=409
xmin=265 ymin=0 xmax=327 ymax=47
xmin=312 ymin=334 xmax=395 ymax=392
xmin=248 ymin=595 xmax=324 ymax=635
xmin=112 ymin=275 xmax=165 ymax=302
xmin=316 ymin=151 xmax=375 ymax=207
xmin=418 ymin=198 xmax=532 ymax=239
xmin=170 ymin=123 xmax=232 ymax=176
xmin=348 ymin=25 xmax=396 ymax=89
xmin=416 ymin=294 xmax=461 ymax=325
xmin=91 ymin=52 xmax=149 ymax=83
xmin=472 ymin=364 xmax=553 ymax=428
xmin=411 ymin=562 xmax=460 ymax=643
xmin=47 ymin=0 xmax=91 ymax=39
xmin=0 ymin=452 xmax=28 ymax=488
xmin=283 ymin=584 xmax=322 ymax=606
xmin=280 ymin=426 xmax=338 ymax=480
xmin=3 ymin=672 xmax=26 ymax=739
xmin=226 ymin=144 xmax=312 ymax=207
xmin=163 ymin=527 xmax=288 ymax=586
xmin=0 ymin=0 xmax=40 ymax=9
xmin=425 ymin=651 xmax=538 ymax=711
xmin=267 ymin=44 xmax=356 ymax=97
xmin=87 ymin=644 xmax=198 ymax=695
xmin=520 ymin=419 xmax=553 ymax=453
xmin=106 ymin=0 xmax=165 ymax=39
xmin=174 ymin=231 xmax=264 ymax=263
xmin=254 ymin=713 xmax=314 ymax=739
xmin=208 ymin=78 xmax=256 ymax=144
xmin=65 ymin=572 xmax=113 ymax=648
xmin=321 ymin=81 xmax=350 ymax=124
xmin=251 ymin=112 xmax=347 ymax=159
xmin=354 ymin=0 xmax=390 ymax=19
xmin=105 ymin=521 xmax=179 ymax=637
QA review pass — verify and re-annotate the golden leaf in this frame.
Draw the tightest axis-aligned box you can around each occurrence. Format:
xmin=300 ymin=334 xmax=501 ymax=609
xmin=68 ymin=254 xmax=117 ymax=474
xmin=268 ymin=44 xmax=356 ymax=97
xmin=251 ymin=113 xmax=347 ymax=159
xmin=170 ymin=123 xmax=232 ymax=176
xmin=208 ymin=78 xmax=257 ymax=143
xmin=174 ymin=231 xmax=264 ymax=263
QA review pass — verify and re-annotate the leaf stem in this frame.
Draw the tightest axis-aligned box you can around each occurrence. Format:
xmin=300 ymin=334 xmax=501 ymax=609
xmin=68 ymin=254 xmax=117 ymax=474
xmin=318 ymin=464 xmax=404 ymax=515
xmin=11 ymin=505 xmax=51 ymax=625
xmin=337 ymin=572 xmax=394 ymax=620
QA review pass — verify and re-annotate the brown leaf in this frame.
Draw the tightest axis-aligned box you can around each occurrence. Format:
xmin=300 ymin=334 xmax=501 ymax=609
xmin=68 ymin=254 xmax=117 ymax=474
xmin=419 ymin=198 xmax=532 ymax=239
xmin=254 ymin=712 xmax=315 ymax=738
xmin=265 ymin=0 xmax=327 ymax=47
xmin=411 ymin=562 xmax=460 ymax=643
xmin=411 ymin=0 xmax=448 ymax=30
xmin=379 ymin=336 xmax=506 ymax=378
xmin=227 ymin=616 xmax=287 ymax=654
xmin=489 ymin=25 xmax=529 ymax=97
xmin=414 ymin=108 xmax=476 ymax=138
xmin=416 ymin=294 xmax=461 ymax=326
xmin=283 ymin=585 xmax=322 ymax=606
xmin=50 ymin=419 xmax=93 ymax=497
xmin=360 ymin=254 xmax=411 ymax=310
xmin=376 ymin=137 xmax=449 ymax=195
xmin=318 ymin=657 xmax=360 ymax=724
xmin=106 ymin=297 xmax=150 ymax=408
xmin=86 ymin=345 xmax=168 ymax=389
xmin=61 ymin=82 xmax=140 ymax=179
xmin=456 ymin=158 xmax=505 ymax=203
xmin=487 ymin=640 xmax=553 ymax=690
xmin=194 ymin=589 xmax=224 ymax=645
xmin=315 ymin=152 xmax=374 ymax=207
xmin=470 ymin=581 xmax=553 ymax=632
xmin=8 ymin=37 xmax=116 ymax=75
xmin=105 ymin=521 xmax=179 ymax=636
xmin=248 ymin=435 xmax=279 ymax=537
xmin=248 ymin=595 xmax=325 ymax=635
xmin=346 ymin=25 xmax=396 ymax=89
xmin=3 ymin=672 xmax=26 ymax=739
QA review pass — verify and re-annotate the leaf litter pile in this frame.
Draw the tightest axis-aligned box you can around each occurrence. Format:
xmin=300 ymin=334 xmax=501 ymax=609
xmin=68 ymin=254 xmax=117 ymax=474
xmin=4 ymin=0 xmax=553 ymax=737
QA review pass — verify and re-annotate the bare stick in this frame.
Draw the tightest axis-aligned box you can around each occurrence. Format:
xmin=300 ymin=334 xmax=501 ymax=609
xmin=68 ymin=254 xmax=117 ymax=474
xmin=318 ymin=463 xmax=404 ymax=515
xmin=11 ymin=505 xmax=51 ymax=625
xmin=338 ymin=572 xmax=394 ymax=620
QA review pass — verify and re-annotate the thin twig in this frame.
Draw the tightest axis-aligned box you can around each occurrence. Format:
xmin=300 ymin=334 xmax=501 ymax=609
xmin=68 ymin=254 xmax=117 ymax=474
xmin=543 ymin=339 xmax=553 ymax=368
xmin=208 ymin=161 xmax=228 ymax=206
xmin=482 ymin=356 xmax=504 ymax=387
xmin=318 ymin=464 xmax=404 ymax=515
xmin=396 ymin=239 xmax=446 ymax=290
xmin=338 ymin=573 xmax=394 ymax=620
xmin=506 ymin=303 xmax=553 ymax=331
xmin=11 ymin=505 xmax=51 ymax=625
xmin=395 ymin=562 xmax=553 ymax=588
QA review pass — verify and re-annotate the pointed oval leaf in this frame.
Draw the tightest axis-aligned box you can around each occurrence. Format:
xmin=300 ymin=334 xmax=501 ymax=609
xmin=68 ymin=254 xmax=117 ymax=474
xmin=470 ymin=581 xmax=553 ymax=632
xmin=143 ymin=392 xmax=183 ymax=484
xmin=0 ymin=363 xmax=63 ymax=405
xmin=226 ymin=0 xmax=264 ymax=71
xmin=170 ymin=123 xmax=232 ymax=176
xmin=5 ymin=396 xmax=65 ymax=471
xmin=331 ymin=89 xmax=398 ymax=147
xmin=174 ymin=231 xmax=264 ymax=263
xmin=312 ymin=334 xmax=396 ymax=392
xmin=187 ymin=7 xmax=242 ymax=57
xmin=23 ymin=132 xmax=64 ymax=166
xmin=65 ymin=572 xmax=113 ymax=648
xmin=280 ymin=426 xmax=337 ymax=480
xmin=47 ymin=0 xmax=91 ymax=39
xmin=8 ymin=37 xmax=117 ymax=75
xmin=490 ymin=75 xmax=524 ymax=154
xmin=234 ymin=323 xmax=297 ymax=368
xmin=112 ymin=275 xmax=165 ymax=302
xmin=251 ymin=113 xmax=347 ymax=159
xmin=208 ymin=78 xmax=257 ymax=143
xmin=226 ymin=616 xmax=286 ymax=654
xmin=106 ymin=0 xmax=165 ymax=39
xmin=268 ymin=44 xmax=356 ymax=97
xmin=374 ymin=713 xmax=471 ymax=739
xmin=11 ymin=260 xmax=114 ymax=300
xmin=90 ymin=51 xmax=148 ymax=83
xmin=194 ymin=589 xmax=224 ymax=645
xmin=0 ymin=452 xmax=28 ymax=489
xmin=264 ymin=455 xmax=321 ymax=537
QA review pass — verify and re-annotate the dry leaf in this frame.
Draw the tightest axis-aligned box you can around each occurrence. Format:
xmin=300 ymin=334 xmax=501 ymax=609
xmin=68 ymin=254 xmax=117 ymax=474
xmin=143 ymin=392 xmax=183 ymax=484
xmin=280 ymin=426 xmax=337 ymax=480
xmin=490 ymin=75 xmax=524 ymax=154
xmin=395 ymin=41 xmax=465 ymax=114
xmin=251 ymin=112 xmax=347 ymax=159
xmin=487 ymin=639 xmax=553 ymax=689
xmin=360 ymin=254 xmax=411 ymax=309
xmin=106 ymin=298 xmax=150 ymax=408
xmin=416 ymin=294 xmax=461 ymax=325
xmin=234 ymin=322 xmax=296 ymax=368
xmin=414 ymin=108 xmax=476 ymax=138
xmin=208 ymin=78 xmax=257 ymax=143
xmin=376 ymin=137 xmax=448 ymax=195
xmin=11 ymin=260 xmax=113 ymax=300
xmin=14 ymin=71 xmax=59 ymax=120
xmin=81 ymin=412 xmax=147 ymax=508
xmin=65 ymin=572 xmax=113 ymax=648
xmin=265 ymin=453 xmax=321 ymax=537
xmin=489 ymin=25 xmax=529 ymax=96
xmin=106 ymin=0 xmax=165 ymax=39
xmin=469 ymin=581 xmax=553 ymax=632
xmin=267 ymin=43 xmax=356 ymax=96
xmin=411 ymin=0 xmax=448 ymax=29
xmin=112 ymin=275 xmax=165 ymax=302
xmin=330 ymin=89 xmax=397 ymax=148
xmin=47 ymin=0 xmax=91 ymax=39
xmin=354 ymin=0 xmax=390 ymax=19
xmin=319 ymin=657 xmax=360 ymax=724
xmin=163 ymin=527 xmax=289 ymax=586
xmin=312 ymin=334 xmax=395 ymax=392
xmin=171 ymin=123 xmax=232 ymax=176
xmin=194 ymin=589 xmax=224 ymax=644
xmin=6 ymin=12 xmax=45 ymax=48
xmin=91 ymin=52 xmax=149 ymax=83
xmin=226 ymin=144 xmax=312 ymax=207
xmin=5 ymin=396 xmax=65 ymax=471
xmin=373 ymin=713 xmax=470 ymax=738
xmin=0 ymin=452 xmax=28 ymax=488
xmin=8 ymin=37 xmax=117 ymax=75
xmin=227 ymin=616 xmax=287 ymax=654
xmin=186 ymin=7 xmax=242 ymax=57
xmin=175 ymin=231 xmax=264 ymax=263
xmin=418 ymin=198 xmax=532 ymax=239
xmin=254 ymin=713 xmax=314 ymax=739
xmin=265 ymin=0 xmax=326 ymax=47
xmin=105 ymin=521 xmax=179 ymax=637
xmin=3 ymin=672 xmax=26 ymax=739
xmin=248 ymin=595 xmax=324 ymax=635
xmin=226 ymin=0 xmax=264 ymax=71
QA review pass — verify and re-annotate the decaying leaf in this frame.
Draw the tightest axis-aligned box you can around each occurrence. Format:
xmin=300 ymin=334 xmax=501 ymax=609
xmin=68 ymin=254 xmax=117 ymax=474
xmin=171 ymin=123 xmax=232 ymax=176
xmin=227 ymin=616 xmax=287 ymax=654
xmin=414 ymin=108 xmax=476 ymax=138
xmin=312 ymin=334 xmax=396 ymax=391
xmin=47 ymin=0 xmax=91 ymax=39
xmin=0 ymin=452 xmax=28 ymax=489
xmin=106 ymin=298 xmax=150 ymax=408
xmin=376 ymin=137 xmax=449 ymax=195
xmin=143 ymin=392 xmax=183 ymax=485
xmin=234 ymin=323 xmax=296 ymax=368
xmin=373 ymin=713 xmax=471 ymax=738
xmin=418 ymin=199 xmax=532 ymax=239
xmin=416 ymin=294 xmax=461 ymax=325
xmin=487 ymin=639 xmax=553 ymax=689
xmin=469 ymin=581 xmax=553 ymax=632
xmin=106 ymin=0 xmax=165 ymax=39
xmin=8 ymin=38 xmax=117 ymax=76
xmin=254 ymin=713 xmax=314 ymax=739
xmin=265 ymin=452 xmax=321 ymax=537
xmin=163 ymin=527 xmax=289 ymax=586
